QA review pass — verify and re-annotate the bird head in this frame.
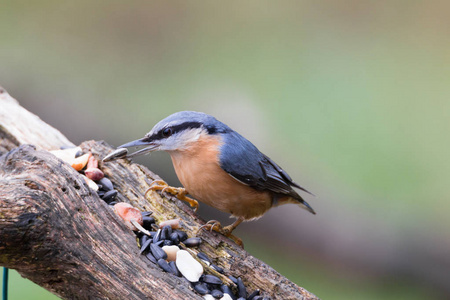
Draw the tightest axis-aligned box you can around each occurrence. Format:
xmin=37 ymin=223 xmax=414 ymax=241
xmin=118 ymin=111 xmax=231 ymax=157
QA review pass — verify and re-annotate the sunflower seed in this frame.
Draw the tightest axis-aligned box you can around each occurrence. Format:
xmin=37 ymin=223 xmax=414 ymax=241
xmin=194 ymin=282 xmax=210 ymax=295
xmin=140 ymin=239 xmax=152 ymax=254
xmin=174 ymin=230 xmax=188 ymax=242
xmin=203 ymin=274 xmax=222 ymax=285
xmin=247 ymin=289 xmax=260 ymax=300
xmin=211 ymin=289 xmax=223 ymax=299
xmin=150 ymin=243 xmax=167 ymax=260
xmin=157 ymin=258 xmax=172 ymax=273
xmin=184 ymin=237 xmax=201 ymax=247
xmin=98 ymin=177 xmax=114 ymax=191
xmin=236 ymin=277 xmax=246 ymax=298
xmin=102 ymin=148 xmax=128 ymax=162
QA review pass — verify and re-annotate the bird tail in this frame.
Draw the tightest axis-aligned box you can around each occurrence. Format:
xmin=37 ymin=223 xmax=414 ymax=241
xmin=289 ymin=191 xmax=316 ymax=214
xmin=274 ymin=194 xmax=316 ymax=214
xmin=297 ymin=199 xmax=316 ymax=215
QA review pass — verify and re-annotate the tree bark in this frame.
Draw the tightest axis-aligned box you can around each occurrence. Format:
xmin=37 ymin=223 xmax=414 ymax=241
xmin=0 ymin=86 xmax=319 ymax=300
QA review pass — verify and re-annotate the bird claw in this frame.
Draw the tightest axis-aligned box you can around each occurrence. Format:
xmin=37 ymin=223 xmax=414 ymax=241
xmin=146 ymin=180 xmax=199 ymax=211
xmin=200 ymin=220 xmax=222 ymax=233
xmin=200 ymin=220 xmax=244 ymax=247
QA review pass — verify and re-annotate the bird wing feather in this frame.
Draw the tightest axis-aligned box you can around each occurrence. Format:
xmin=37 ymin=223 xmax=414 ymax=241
xmin=219 ymin=132 xmax=311 ymax=197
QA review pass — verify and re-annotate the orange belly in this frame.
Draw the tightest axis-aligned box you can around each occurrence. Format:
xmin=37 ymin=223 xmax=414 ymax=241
xmin=168 ymin=134 xmax=272 ymax=220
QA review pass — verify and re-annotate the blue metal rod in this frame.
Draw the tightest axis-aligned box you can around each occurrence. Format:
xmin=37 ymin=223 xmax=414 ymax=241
xmin=2 ymin=268 xmax=8 ymax=300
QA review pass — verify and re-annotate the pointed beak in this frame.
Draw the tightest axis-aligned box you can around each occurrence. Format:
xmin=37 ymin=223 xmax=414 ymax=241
xmin=118 ymin=138 xmax=160 ymax=158
xmin=119 ymin=138 xmax=151 ymax=148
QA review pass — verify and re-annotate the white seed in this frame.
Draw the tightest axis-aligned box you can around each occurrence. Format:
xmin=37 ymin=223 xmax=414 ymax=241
xmin=175 ymin=250 xmax=203 ymax=282
xmin=162 ymin=245 xmax=180 ymax=262
xmin=159 ymin=218 xmax=181 ymax=229
xmin=50 ymin=147 xmax=82 ymax=165
xmin=203 ymin=295 xmax=215 ymax=300
xmin=82 ymin=175 xmax=99 ymax=191
xmin=220 ymin=294 xmax=233 ymax=300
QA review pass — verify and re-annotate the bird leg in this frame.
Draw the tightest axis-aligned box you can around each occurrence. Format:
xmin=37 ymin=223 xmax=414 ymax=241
xmin=145 ymin=180 xmax=199 ymax=211
xmin=200 ymin=218 xmax=244 ymax=247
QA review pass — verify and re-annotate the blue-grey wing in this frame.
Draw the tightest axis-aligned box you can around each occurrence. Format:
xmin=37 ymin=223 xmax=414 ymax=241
xmin=219 ymin=131 xmax=311 ymax=197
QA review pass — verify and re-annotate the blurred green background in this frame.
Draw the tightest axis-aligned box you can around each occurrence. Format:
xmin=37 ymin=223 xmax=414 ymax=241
xmin=1 ymin=1 xmax=449 ymax=299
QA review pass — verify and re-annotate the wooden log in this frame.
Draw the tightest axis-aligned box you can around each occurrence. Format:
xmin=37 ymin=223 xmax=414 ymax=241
xmin=0 ymin=86 xmax=319 ymax=300
xmin=0 ymin=86 xmax=74 ymax=152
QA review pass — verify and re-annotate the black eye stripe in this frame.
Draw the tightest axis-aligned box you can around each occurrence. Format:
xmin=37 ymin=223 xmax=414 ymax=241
xmin=142 ymin=120 xmax=227 ymax=142
xmin=144 ymin=122 xmax=204 ymax=141
xmin=167 ymin=122 xmax=203 ymax=136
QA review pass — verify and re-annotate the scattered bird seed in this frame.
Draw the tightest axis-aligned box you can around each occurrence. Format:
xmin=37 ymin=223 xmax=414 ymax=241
xmin=141 ymin=211 xmax=153 ymax=217
xmin=74 ymin=150 xmax=84 ymax=158
xmin=102 ymin=147 xmax=128 ymax=162
xmin=72 ymin=152 xmax=91 ymax=171
xmin=194 ymin=282 xmax=210 ymax=295
xmin=176 ymin=250 xmax=203 ymax=282
xmin=211 ymin=264 xmax=224 ymax=274
xmin=210 ymin=289 xmax=223 ymax=299
xmin=154 ymin=240 xmax=164 ymax=247
xmin=142 ymin=217 xmax=155 ymax=230
xmin=247 ymin=289 xmax=260 ymax=300
xmin=150 ymin=243 xmax=167 ymax=260
xmin=139 ymin=234 xmax=150 ymax=246
xmin=140 ymin=239 xmax=152 ymax=254
xmin=82 ymin=175 xmax=99 ymax=192
xmin=161 ymin=225 xmax=172 ymax=240
xmin=98 ymin=177 xmax=114 ymax=191
xmin=50 ymin=147 xmax=82 ymax=165
xmin=162 ymin=245 xmax=179 ymax=262
xmin=157 ymin=258 xmax=173 ymax=273
xmin=183 ymin=237 xmax=202 ymax=247
xmin=228 ymin=276 xmax=238 ymax=285
xmin=87 ymin=155 xmax=98 ymax=169
xmin=236 ymin=277 xmax=247 ymax=299
xmin=203 ymin=295 xmax=215 ymax=300
xmin=202 ymin=274 xmax=222 ymax=286
xmin=153 ymin=229 xmax=162 ymax=243
xmin=220 ymin=293 xmax=234 ymax=300
xmin=85 ymin=167 xmax=104 ymax=181
xmin=174 ymin=230 xmax=188 ymax=242
xmin=113 ymin=202 xmax=143 ymax=231
xmin=147 ymin=231 xmax=157 ymax=238
xmin=170 ymin=232 xmax=180 ymax=244
xmin=197 ymin=252 xmax=212 ymax=265
xmin=159 ymin=218 xmax=181 ymax=229
xmin=221 ymin=285 xmax=234 ymax=298
xmin=169 ymin=261 xmax=181 ymax=277
xmin=102 ymin=190 xmax=118 ymax=203
xmin=145 ymin=252 xmax=157 ymax=264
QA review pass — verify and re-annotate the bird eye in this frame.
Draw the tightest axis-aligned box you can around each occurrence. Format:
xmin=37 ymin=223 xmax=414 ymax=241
xmin=162 ymin=127 xmax=173 ymax=137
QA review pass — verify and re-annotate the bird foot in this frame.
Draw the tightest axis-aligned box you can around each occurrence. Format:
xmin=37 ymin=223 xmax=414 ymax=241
xmin=145 ymin=180 xmax=199 ymax=212
xmin=200 ymin=220 xmax=244 ymax=247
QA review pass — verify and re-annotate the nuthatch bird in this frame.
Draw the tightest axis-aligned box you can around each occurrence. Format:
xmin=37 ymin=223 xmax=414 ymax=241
xmin=118 ymin=111 xmax=315 ymax=244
